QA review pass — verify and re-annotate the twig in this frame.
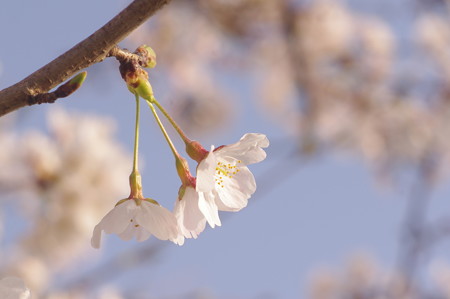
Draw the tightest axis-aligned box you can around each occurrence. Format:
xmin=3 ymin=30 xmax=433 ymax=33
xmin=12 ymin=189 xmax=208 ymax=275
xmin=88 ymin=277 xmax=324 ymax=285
xmin=394 ymin=153 xmax=437 ymax=297
xmin=0 ymin=0 xmax=170 ymax=117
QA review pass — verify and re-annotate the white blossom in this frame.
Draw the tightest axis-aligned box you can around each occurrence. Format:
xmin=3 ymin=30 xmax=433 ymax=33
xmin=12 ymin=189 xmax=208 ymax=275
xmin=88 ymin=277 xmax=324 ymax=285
xmin=196 ymin=133 xmax=269 ymax=227
xmin=91 ymin=199 xmax=180 ymax=248
xmin=174 ymin=186 xmax=207 ymax=239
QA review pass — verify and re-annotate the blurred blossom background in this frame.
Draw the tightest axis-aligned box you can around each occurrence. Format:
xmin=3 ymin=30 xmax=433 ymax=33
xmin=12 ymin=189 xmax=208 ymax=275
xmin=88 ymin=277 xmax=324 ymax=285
xmin=1 ymin=0 xmax=450 ymax=298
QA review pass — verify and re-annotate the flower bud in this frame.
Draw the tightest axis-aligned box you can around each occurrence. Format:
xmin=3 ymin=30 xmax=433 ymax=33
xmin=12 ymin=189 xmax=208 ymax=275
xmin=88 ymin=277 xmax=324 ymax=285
xmin=135 ymin=45 xmax=157 ymax=68
xmin=134 ymin=72 xmax=154 ymax=100
xmin=54 ymin=71 xmax=87 ymax=98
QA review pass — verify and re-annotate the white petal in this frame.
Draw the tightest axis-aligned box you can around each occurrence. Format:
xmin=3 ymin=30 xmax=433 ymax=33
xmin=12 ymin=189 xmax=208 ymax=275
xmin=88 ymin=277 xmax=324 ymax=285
xmin=216 ymin=133 xmax=269 ymax=165
xmin=240 ymin=133 xmax=270 ymax=148
xmin=90 ymin=200 xmax=137 ymax=248
xmin=174 ymin=186 xmax=206 ymax=239
xmin=91 ymin=223 xmax=103 ymax=249
xmin=117 ymin=223 xmax=136 ymax=241
xmin=135 ymin=226 xmax=152 ymax=242
xmin=172 ymin=233 xmax=185 ymax=246
xmin=100 ymin=200 xmax=138 ymax=235
xmin=0 ymin=277 xmax=30 ymax=299
xmin=136 ymin=202 xmax=179 ymax=241
xmin=198 ymin=191 xmax=221 ymax=228
xmin=216 ymin=166 xmax=256 ymax=211
xmin=196 ymin=147 xmax=217 ymax=193
xmin=214 ymin=195 xmax=237 ymax=212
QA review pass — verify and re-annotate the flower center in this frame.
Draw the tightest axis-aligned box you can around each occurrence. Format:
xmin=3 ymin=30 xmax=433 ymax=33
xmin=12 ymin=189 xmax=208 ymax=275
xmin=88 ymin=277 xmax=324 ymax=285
xmin=214 ymin=160 xmax=241 ymax=188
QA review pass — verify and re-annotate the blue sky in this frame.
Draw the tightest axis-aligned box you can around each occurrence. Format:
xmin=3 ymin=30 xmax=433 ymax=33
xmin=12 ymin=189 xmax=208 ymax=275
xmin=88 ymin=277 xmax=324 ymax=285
xmin=1 ymin=1 xmax=450 ymax=298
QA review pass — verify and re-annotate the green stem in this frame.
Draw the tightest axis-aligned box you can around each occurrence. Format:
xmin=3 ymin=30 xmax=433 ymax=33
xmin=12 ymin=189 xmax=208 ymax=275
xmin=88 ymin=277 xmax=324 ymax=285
xmin=146 ymin=100 xmax=180 ymax=158
xmin=129 ymin=93 xmax=143 ymax=199
xmin=133 ymin=93 xmax=140 ymax=172
xmin=151 ymin=96 xmax=192 ymax=145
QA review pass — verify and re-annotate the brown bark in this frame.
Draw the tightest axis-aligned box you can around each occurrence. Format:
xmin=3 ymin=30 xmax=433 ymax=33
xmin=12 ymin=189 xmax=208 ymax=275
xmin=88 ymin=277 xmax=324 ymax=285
xmin=0 ymin=0 xmax=170 ymax=117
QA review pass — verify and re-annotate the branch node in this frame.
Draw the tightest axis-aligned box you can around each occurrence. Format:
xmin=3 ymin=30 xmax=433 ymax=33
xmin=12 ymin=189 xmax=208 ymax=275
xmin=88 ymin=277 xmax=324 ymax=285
xmin=108 ymin=45 xmax=157 ymax=88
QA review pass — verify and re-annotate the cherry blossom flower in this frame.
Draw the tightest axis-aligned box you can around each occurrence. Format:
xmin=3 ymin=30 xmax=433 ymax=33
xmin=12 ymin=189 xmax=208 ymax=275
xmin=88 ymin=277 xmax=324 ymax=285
xmin=0 ymin=277 xmax=30 ymax=299
xmin=150 ymin=98 xmax=269 ymax=234
xmin=195 ymin=133 xmax=269 ymax=226
xmin=91 ymin=198 xmax=180 ymax=248
xmin=174 ymin=185 xmax=208 ymax=239
xmin=172 ymin=156 xmax=209 ymax=240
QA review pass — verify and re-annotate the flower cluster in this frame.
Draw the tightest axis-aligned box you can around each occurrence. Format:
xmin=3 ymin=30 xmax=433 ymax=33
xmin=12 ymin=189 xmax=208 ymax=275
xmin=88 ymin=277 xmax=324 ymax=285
xmin=92 ymin=46 xmax=269 ymax=247
xmin=0 ymin=108 xmax=131 ymax=295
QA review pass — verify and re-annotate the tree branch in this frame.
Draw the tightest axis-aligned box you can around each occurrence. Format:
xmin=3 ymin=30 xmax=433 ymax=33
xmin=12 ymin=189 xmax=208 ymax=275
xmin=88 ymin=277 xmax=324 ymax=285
xmin=0 ymin=0 xmax=170 ymax=117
